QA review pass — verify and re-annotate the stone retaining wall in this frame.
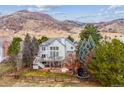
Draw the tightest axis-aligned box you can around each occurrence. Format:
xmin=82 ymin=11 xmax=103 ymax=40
xmin=21 ymin=76 xmax=80 ymax=83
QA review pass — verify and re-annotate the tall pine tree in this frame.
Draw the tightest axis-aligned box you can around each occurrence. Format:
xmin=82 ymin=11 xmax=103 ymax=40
xmin=79 ymin=24 xmax=101 ymax=44
xmin=22 ymin=34 xmax=32 ymax=68
xmin=30 ymin=36 xmax=39 ymax=68
xmin=77 ymin=24 xmax=101 ymax=55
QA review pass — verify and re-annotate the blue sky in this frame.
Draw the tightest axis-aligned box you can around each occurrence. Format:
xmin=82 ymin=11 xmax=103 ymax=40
xmin=0 ymin=5 xmax=124 ymax=23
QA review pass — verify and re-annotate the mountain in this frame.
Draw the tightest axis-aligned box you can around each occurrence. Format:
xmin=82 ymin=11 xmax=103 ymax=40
xmin=0 ymin=10 xmax=83 ymax=40
xmin=63 ymin=20 xmax=84 ymax=27
xmin=0 ymin=10 xmax=82 ymax=32
xmin=0 ymin=10 xmax=124 ymax=41
xmin=96 ymin=19 xmax=124 ymax=33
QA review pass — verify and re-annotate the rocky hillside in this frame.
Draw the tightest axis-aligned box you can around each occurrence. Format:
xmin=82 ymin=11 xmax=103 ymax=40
xmin=96 ymin=19 xmax=124 ymax=33
xmin=0 ymin=10 xmax=83 ymax=40
xmin=0 ymin=10 xmax=82 ymax=32
xmin=0 ymin=10 xmax=124 ymax=40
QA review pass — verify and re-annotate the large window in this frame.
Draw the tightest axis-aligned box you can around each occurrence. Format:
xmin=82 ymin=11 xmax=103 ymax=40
xmin=56 ymin=47 xmax=59 ymax=50
xmin=50 ymin=47 xmax=52 ymax=50
xmin=50 ymin=46 xmax=59 ymax=58
xmin=53 ymin=47 xmax=56 ymax=50
xmin=50 ymin=46 xmax=59 ymax=50
xmin=50 ymin=52 xmax=59 ymax=58
xmin=42 ymin=46 xmax=46 ymax=51
xmin=56 ymin=52 xmax=59 ymax=57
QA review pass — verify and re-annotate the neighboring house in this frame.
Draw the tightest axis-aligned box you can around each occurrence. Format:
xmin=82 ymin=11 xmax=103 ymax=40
xmin=0 ymin=39 xmax=9 ymax=62
xmin=33 ymin=38 xmax=76 ymax=69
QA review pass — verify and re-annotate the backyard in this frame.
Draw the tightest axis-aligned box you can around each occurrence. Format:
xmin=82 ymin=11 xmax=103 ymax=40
xmin=0 ymin=63 xmax=100 ymax=87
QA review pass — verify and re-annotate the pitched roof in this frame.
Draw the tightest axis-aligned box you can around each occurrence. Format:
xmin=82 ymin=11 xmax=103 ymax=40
xmin=40 ymin=37 xmax=75 ymax=47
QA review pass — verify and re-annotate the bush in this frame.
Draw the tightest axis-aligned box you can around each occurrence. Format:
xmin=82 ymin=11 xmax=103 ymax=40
xmin=88 ymin=39 xmax=124 ymax=86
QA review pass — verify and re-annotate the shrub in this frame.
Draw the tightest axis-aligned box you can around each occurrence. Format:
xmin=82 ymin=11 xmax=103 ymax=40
xmin=88 ymin=39 xmax=124 ymax=86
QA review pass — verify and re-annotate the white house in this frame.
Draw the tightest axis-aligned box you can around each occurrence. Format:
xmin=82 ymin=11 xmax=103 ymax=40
xmin=33 ymin=38 xmax=76 ymax=69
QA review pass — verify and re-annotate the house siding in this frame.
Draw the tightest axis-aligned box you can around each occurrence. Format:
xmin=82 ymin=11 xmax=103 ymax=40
xmin=48 ymin=40 xmax=65 ymax=60
xmin=33 ymin=38 xmax=76 ymax=69
xmin=39 ymin=40 xmax=66 ymax=61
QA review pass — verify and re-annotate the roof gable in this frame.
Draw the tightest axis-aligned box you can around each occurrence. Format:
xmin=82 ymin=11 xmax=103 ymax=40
xmin=40 ymin=38 xmax=75 ymax=47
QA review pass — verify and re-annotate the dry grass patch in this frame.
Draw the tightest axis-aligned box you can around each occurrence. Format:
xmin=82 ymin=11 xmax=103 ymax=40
xmin=21 ymin=70 xmax=74 ymax=78
xmin=0 ymin=62 xmax=11 ymax=76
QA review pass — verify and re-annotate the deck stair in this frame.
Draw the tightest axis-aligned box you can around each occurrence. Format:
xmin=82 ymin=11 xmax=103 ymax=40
xmin=33 ymin=56 xmax=45 ymax=69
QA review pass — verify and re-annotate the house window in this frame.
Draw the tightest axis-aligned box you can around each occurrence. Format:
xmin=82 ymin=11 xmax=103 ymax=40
xmin=42 ymin=54 xmax=46 ymax=58
xmin=50 ymin=47 xmax=52 ymax=50
xmin=50 ymin=52 xmax=55 ymax=58
xmin=42 ymin=47 xmax=46 ymax=51
xmin=50 ymin=52 xmax=59 ymax=58
xmin=53 ymin=47 xmax=56 ymax=50
xmin=50 ymin=52 xmax=52 ymax=58
xmin=71 ymin=46 xmax=73 ymax=49
xmin=55 ymin=52 xmax=59 ymax=57
xmin=56 ymin=47 xmax=59 ymax=50
xmin=50 ymin=47 xmax=59 ymax=50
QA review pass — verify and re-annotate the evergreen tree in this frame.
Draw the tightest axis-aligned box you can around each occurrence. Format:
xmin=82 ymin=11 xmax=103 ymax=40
xmin=77 ymin=24 xmax=101 ymax=56
xmin=38 ymin=36 xmax=48 ymax=44
xmin=30 ymin=36 xmax=39 ymax=68
xmin=79 ymin=24 xmax=101 ymax=44
xmin=8 ymin=37 xmax=22 ymax=70
xmin=88 ymin=39 xmax=124 ymax=86
xmin=22 ymin=34 xmax=32 ymax=68
xmin=67 ymin=35 xmax=74 ymax=42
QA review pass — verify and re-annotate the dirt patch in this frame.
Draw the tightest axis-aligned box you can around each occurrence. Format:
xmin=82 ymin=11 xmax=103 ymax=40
xmin=0 ymin=77 xmax=100 ymax=87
